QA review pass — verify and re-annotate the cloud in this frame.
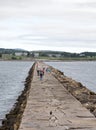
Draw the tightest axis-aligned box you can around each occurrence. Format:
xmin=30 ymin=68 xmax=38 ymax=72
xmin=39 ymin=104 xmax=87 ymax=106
xmin=0 ymin=0 xmax=96 ymax=52
xmin=78 ymin=0 xmax=96 ymax=8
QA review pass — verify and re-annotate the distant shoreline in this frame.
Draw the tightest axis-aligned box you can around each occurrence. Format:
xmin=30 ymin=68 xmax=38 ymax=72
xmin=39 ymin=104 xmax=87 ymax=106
xmin=0 ymin=59 xmax=96 ymax=62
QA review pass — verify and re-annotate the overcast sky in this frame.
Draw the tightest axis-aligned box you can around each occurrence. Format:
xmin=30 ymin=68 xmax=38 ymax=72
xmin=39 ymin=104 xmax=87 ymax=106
xmin=0 ymin=0 xmax=96 ymax=52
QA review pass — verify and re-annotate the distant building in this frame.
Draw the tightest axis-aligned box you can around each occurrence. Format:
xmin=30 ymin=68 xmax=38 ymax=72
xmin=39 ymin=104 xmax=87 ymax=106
xmin=22 ymin=52 xmax=28 ymax=56
xmin=15 ymin=52 xmax=28 ymax=56
xmin=34 ymin=53 xmax=39 ymax=57
xmin=15 ymin=52 xmax=22 ymax=56
xmin=79 ymin=54 xmax=85 ymax=57
xmin=47 ymin=54 xmax=53 ymax=57
xmin=47 ymin=54 xmax=61 ymax=57
xmin=55 ymin=54 xmax=61 ymax=57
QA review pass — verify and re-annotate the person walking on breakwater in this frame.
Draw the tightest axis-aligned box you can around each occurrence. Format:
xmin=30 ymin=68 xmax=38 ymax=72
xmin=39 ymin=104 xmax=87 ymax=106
xmin=37 ymin=68 xmax=40 ymax=76
xmin=46 ymin=67 xmax=51 ymax=73
xmin=39 ymin=69 xmax=44 ymax=80
xmin=36 ymin=62 xmax=40 ymax=76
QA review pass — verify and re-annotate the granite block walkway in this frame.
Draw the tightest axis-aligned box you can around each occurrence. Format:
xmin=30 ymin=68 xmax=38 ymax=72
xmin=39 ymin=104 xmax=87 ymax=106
xmin=19 ymin=62 xmax=96 ymax=130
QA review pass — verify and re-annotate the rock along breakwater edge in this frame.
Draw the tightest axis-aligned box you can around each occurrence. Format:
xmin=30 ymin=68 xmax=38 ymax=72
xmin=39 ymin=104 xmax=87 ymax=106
xmin=50 ymin=65 xmax=96 ymax=118
xmin=0 ymin=62 xmax=36 ymax=130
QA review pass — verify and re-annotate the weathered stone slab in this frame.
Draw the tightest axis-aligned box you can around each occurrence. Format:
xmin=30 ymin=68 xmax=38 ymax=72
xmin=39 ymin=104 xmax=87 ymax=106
xmin=19 ymin=62 xmax=96 ymax=130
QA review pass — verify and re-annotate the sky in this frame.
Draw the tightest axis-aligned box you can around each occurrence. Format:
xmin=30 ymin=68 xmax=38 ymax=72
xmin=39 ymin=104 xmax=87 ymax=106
xmin=0 ymin=0 xmax=96 ymax=52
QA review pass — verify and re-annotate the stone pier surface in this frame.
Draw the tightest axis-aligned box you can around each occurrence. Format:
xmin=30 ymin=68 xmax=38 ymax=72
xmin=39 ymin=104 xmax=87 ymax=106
xmin=19 ymin=62 xmax=96 ymax=130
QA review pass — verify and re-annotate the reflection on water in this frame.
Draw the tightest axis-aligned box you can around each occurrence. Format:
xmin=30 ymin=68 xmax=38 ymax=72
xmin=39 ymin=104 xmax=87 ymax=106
xmin=46 ymin=61 xmax=96 ymax=92
xmin=0 ymin=61 xmax=33 ymax=124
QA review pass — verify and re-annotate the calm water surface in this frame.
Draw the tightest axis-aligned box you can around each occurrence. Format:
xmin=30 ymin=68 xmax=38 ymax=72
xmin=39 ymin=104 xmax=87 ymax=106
xmin=46 ymin=61 xmax=96 ymax=92
xmin=0 ymin=61 xmax=33 ymax=124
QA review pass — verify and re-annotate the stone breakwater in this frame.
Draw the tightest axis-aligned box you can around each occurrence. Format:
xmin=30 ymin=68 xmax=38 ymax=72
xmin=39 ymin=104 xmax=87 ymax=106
xmin=50 ymin=66 xmax=96 ymax=117
xmin=0 ymin=62 xmax=35 ymax=130
xmin=0 ymin=62 xmax=96 ymax=130
xmin=18 ymin=62 xmax=96 ymax=130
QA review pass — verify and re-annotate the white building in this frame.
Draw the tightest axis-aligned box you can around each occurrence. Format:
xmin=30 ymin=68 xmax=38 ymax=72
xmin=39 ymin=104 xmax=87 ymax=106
xmin=15 ymin=52 xmax=28 ymax=56
xmin=34 ymin=53 xmax=39 ymax=57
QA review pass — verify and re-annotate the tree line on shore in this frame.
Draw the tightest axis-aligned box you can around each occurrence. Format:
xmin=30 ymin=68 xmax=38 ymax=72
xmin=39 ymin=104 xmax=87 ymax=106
xmin=0 ymin=48 xmax=96 ymax=60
